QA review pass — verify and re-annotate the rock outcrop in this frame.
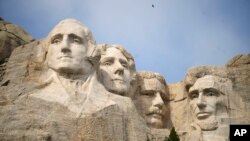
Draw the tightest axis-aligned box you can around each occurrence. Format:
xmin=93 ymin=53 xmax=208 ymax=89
xmin=169 ymin=54 xmax=250 ymax=141
xmin=0 ymin=19 xmax=149 ymax=141
xmin=0 ymin=18 xmax=35 ymax=82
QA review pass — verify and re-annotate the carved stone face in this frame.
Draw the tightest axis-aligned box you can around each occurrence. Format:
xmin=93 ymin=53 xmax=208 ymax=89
xmin=47 ymin=20 xmax=92 ymax=74
xmin=137 ymin=78 xmax=166 ymax=128
xmin=97 ymin=47 xmax=131 ymax=95
xmin=188 ymin=75 xmax=224 ymax=130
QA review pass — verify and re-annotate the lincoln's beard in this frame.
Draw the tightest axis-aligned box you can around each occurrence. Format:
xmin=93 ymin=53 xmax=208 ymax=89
xmin=195 ymin=115 xmax=218 ymax=131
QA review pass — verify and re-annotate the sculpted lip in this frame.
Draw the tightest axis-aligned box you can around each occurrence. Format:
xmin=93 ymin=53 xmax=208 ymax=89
xmin=196 ymin=112 xmax=210 ymax=119
xmin=58 ymin=56 xmax=72 ymax=59
xmin=152 ymin=113 xmax=162 ymax=119
xmin=112 ymin=78 xmax=125 ymax=82
xmin=147 ymin=111 xmax=163 ymax=119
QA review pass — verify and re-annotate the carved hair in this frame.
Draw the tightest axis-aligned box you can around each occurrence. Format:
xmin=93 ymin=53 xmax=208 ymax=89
xmin=33 ymin=19 xmax=97 ymax=67
xmin=136 ymin=71 xmax=166 ymax=86
xmin=95 ymin=44 xmax=136 ymax=74
xmin=47 ymin=19 xmax=96 ymax=46
xmin=135 ymin=71 xmax=169 ymax=101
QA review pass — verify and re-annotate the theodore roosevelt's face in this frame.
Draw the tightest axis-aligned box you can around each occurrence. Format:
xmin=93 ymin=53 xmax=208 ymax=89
xmin=137 ymin=78 xmax=167 ymax=128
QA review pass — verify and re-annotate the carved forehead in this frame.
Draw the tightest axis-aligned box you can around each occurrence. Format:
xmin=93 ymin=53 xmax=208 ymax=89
xmin=102 ymin=47 xmax=127 ymax=59
xmin=137 ymin=71 xmax=167 ymax=92
xmin=140 ymin=78 xmax=166 ymax=93
xmin=137 ymin=71 xmax=166 ymax=85
xmin=98 ymin=44 xmax=136 ymax=73
xmin=189 ymin=75 xmax=222 ymax=92
xmin=138 ymin=77 xmax=169 ymax=101
xmin=101 ymin=44 xmax=134 ymax=61
xmin=48 ymin=19 xmax=89 ymax=38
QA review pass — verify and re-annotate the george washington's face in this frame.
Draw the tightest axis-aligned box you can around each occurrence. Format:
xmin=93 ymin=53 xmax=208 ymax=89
xmin=47 ymin=20 xmax=92 ymax=75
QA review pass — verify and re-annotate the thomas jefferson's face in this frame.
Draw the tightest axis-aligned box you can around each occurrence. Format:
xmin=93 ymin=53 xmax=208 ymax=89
xmin=98 ymin=47 xmax=131 ymax=95
xmin=47 ymin=21 xmax=92 ymax=74
xmin=137 ymin=78 xmax=167 ymax=128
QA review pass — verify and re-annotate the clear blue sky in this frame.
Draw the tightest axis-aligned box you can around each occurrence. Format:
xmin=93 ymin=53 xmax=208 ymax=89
xmin=1 ymin=0 xmax=250 ymax=83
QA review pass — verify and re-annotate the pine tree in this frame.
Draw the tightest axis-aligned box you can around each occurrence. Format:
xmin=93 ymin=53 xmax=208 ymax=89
xmin=166 ymin=127 xmax=180 ymax=141
xmin=146 ymin=135 xmax=151 ymax=141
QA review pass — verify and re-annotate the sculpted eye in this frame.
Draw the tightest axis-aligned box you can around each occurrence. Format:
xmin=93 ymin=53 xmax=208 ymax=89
xmin=102 ymin=61 xmax=112 ymax=66
xmin=120 ymin=60 xmax=128 ymax=68
xmin=190 ymin=93 xmax=198 ymax=99
xmin=142 ymin=92 xmax=154 ymax=96
xmin=204 ymin=89 xmax=219 ymax=97
xmin=121 ymin=62 xmax=128 ymax=68
xmin=191 ymin=94 xmax=198 ymax=99
xmin=205 ymin=92 xmax=216 ymax=97
xmin=73 ymin=38 xmax=81 ymax=43
xmin=51 ymin=38 xmax=61 ymax=44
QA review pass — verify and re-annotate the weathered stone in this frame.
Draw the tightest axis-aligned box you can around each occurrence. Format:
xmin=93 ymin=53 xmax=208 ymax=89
xmin=0 ymin=19 xmax=149 ymax=141
xmin=168 ymin=82 xmax=189 ymax=132
xmin=168 ymin=54 xmax=250 ymax=141
xmin=96 ymin=44 xmax=136 ymax=96
xmin=132 ymin=71 xmax=171 ymax=129
xmin=0 ymin=18 xmax=35 ymax=62
xmin=0 ymin=18 xmax=35 ymax=82
xmin=226 ymin=54 xmax=250 ymax=67
xmin=150 ymin=128 xmax=170 ymax=140
xmin=183 ymin=54 xmax=250 ymax=125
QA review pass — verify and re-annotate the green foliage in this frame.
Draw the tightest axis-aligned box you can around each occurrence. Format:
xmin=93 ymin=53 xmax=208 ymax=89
xmin=166 ymin=127 xmax=180 ymax=141
xmin=146 ymin=135 xmax=151 ymax=141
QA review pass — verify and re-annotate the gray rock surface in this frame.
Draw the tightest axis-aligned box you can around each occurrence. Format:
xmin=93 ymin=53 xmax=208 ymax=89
xmin=169 ymin=54 xmax=250 ymax=141
xmin=0 ymin=19 xmax=149 ymax=141
xmin=0 ymin=39 xmax=150 ymax=141
xmin=0 ymin=18 xmax=35 ymax=82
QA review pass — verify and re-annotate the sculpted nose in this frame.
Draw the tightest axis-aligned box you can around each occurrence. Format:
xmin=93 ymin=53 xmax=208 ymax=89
xmin=153 ymin=92 xmax=164 ymax=108
xmin=197 ymin=92 xmax=206 ymax=108
xmin=114 ymin=62 xmax=124 ymax=75
xmin=61 ymin=38 xmax=71 ymax=53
